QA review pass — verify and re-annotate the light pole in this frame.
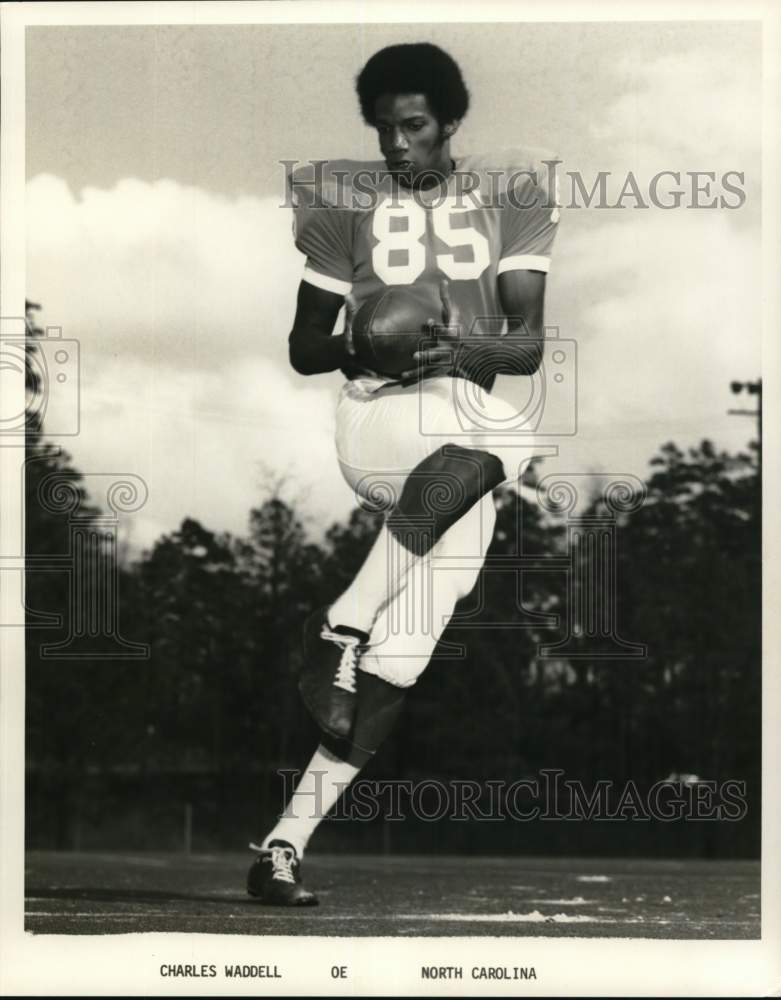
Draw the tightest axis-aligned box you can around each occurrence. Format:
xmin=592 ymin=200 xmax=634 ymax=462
xmin=728 ymin=379 xmax=762 ymax=469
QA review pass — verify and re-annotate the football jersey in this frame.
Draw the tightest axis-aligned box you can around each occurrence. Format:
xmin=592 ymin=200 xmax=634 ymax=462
xmin=288 ymin=148 xmax=560 ymax=340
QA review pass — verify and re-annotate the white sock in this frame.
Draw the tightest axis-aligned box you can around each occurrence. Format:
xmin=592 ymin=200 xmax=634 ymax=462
xmin=328 ymin=523 xmax=420 ymax=636
xmin=261 ymin=745 xmax=360 ymax=858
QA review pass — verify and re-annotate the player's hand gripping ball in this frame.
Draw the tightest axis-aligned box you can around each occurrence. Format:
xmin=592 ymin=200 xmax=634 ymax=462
xmin=349 ymin=284 xmax=448 ymax=378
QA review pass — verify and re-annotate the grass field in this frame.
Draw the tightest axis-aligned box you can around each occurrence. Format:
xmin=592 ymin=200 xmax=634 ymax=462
xmin=24 ymin=851 xmax=760 ymax=938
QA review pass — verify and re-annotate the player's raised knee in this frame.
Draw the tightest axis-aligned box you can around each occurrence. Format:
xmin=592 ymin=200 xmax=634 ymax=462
xmin=387 ymin=444 xmax=505 ymax=555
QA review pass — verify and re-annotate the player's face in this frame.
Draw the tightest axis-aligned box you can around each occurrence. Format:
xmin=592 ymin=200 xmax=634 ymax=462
xmin=373 ymin=93 xmax=455 ymax=188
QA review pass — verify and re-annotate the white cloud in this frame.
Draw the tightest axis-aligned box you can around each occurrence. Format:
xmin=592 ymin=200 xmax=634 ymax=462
xmin=577 ymin=49 xmax=760 ymax=426
xmin=558 ymin=208 xmax=760 ymax=432
xmin=27 ymin=175 xmax=356 ymax=549
xmin=27 ymin=175 xmax=300 ymax=371
xmin=533 ymin=46 xmax=761 ymax=479
xmin=591 ymin=49 xmax=761 ymax=171
xmin=73 ymin=354 xmax=355 ymax=552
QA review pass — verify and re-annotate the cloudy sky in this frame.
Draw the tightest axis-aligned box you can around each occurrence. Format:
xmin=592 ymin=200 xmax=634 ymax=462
xmin=26 ymin=20 xmax=761 ymax=551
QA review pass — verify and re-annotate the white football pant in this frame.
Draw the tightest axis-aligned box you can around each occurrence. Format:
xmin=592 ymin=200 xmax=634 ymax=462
xmin=334 ymin=375 xmax=543 ymax=688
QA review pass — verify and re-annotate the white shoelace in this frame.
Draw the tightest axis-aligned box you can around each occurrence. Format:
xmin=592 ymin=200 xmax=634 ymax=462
xmin=249 ymin=843 xmax=296 ymax=884
xmin=320 ymin=625 xmax=360 ymax=694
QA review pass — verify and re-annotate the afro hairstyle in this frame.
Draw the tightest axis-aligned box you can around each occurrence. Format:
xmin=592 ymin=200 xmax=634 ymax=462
xmin=356 ymin=43 xmax=470 ymax=127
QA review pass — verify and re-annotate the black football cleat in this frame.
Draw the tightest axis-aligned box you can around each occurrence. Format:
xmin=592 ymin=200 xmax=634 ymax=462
xmin=246 ymin=840 xmax=319 ymax=907
xmin=298 ymin=607 xmax=367 ymax=741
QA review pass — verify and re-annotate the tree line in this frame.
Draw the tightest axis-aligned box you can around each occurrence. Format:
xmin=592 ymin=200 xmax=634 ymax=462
xmin=24 ymin=305 xmax=761 ymax=855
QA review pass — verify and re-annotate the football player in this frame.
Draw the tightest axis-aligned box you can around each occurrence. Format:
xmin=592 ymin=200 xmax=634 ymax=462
xmin=247 ymin=42 xmax=560 ymax=905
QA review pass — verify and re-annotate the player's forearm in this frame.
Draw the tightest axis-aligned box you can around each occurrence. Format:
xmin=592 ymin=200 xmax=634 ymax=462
xmin=289 ymin=329 xmax=351 ymax=375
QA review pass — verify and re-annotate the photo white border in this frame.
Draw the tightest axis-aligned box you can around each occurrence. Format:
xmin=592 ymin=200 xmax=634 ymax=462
xmin=1 ymin=0 xmax=779 ymax=995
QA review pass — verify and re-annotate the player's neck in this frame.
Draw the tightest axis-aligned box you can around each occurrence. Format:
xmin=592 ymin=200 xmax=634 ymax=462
xmin=402 ymin=150 xmax=456 ymax=191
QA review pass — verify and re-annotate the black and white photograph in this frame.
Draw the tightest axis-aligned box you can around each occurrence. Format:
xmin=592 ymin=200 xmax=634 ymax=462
xmin=0 ymin=0 xmax=779 ymax=995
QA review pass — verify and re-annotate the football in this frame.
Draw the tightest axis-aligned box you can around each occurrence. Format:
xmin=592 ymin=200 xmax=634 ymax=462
xmin=351 ymin=285 xmax=441 ymax=376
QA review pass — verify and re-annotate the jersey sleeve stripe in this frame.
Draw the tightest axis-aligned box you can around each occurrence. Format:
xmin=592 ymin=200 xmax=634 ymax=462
xmin=497 ymin=254 xmax=551 ymax=275
xmin=302 ymin=267 xmax=353 ymax=296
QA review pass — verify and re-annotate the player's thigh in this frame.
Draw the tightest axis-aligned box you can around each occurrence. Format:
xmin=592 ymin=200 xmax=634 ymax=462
xmin=335 ymin=377 xmax=538 ymax=501
xmin=335 ymin=378 xmax=446 ymax=503
xmin=422 ymin=377 xmax=542 ymax=485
